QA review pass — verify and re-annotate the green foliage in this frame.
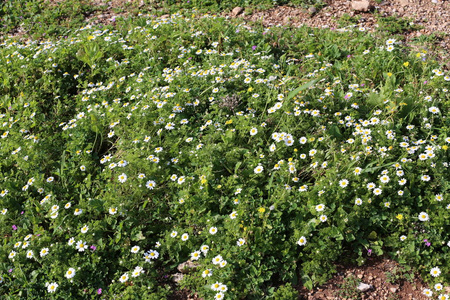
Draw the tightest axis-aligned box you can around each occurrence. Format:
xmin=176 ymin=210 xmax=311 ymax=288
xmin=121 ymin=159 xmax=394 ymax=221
xmin=337 ymin=13 xmax=361 ymax=27
xmin=0 ymin=0 xmax=100 ymax=39
xmin=376 ymin=15 xmax=423 ymax=34
xmin=385 ymin=265 xmax=415 ymax=284
xmin=272 ymin=283 xmax=298 ymax=299
xmin=335 ymin=275 xmax=361 ymax=299
xmin=0 ymin=7 xmax=449 ymax=300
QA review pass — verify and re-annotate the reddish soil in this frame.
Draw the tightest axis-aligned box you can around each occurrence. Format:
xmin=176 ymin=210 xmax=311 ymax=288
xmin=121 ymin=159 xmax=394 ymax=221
xmin=297 ymin=256 xmax=434 ymax=299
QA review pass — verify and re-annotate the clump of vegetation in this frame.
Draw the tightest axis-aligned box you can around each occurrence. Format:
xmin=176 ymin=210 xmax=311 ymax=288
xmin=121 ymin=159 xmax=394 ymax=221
xmin=0 ymin=4 xmax=448 ymax=300
xmin=376 ymin=15 xmax=423 ymax=34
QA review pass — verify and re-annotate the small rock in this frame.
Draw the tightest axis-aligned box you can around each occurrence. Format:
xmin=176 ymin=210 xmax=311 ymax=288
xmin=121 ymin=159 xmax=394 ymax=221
xmin=160 ymin=14 xmax=170 ymax=19
xmin=390 ymin=287 xmax=398 ymax=293
xmin=231 ymin=7 xmax=244 ymax=17
xmin=357 ymin=282 xmax=373 ymax=292
xmin=351 ymin=0 xmax=372 ymax=12
xmin=399 ymin=0 xmax=409 ymax=6
xmin=177 ymin=260 xmax=200 ymax=274
xmin=358 ymin=274 xmax=364 ymax=279
xmin=309 ymin=6 xmax=318 ymax=14
xmin=172 ymin=273 xmax=184 ymax=284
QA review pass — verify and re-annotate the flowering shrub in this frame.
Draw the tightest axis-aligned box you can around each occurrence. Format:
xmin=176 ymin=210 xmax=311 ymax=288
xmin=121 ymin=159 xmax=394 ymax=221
xmin=0 ymin=11 xmax=449 ymax=299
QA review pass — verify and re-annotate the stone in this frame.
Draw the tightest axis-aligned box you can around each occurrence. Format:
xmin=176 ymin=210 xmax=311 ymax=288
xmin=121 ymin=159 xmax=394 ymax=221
xmin=390 ymin=287 xmax=398 ymax=293
xmin=352 ymin=0 xmax=372 ymax=12
xmin=309 ymin=6 xmax=318 ymax=14
xmin=172 ymin=273 xmax=184 ymax=284
xmin=177 ymin=260 xmax=200 ymax=274
xmin=231 ymin=7 xmax=244 ymax=17
xmin=357 ymin=282 xmax=373 ymax=292
xmin=399 ymin=0 xmax=409 ymax=6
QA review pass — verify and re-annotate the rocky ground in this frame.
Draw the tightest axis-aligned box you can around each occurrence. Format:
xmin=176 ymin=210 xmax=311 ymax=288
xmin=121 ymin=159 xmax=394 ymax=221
xmin=296 ymin=256 xmax=440 ymax=299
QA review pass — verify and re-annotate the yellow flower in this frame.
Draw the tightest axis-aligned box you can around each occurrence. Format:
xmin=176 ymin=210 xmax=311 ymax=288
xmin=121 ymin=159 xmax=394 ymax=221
xmin=396 ymin=214 xmax=403 ymax=220
xmin=443 ymin=145 xmax=448 ymax=151
xmin=248 ymin=87 xmax=253 ymax=92
xmin=387 ymin=72 xmax=393 ymax=77
xmin=403 ymin=62 xmax=409 ymax=67
xmin=258 ymin=207 xmax=265 ymax=213
xmin=225 ymin=120 xmax=233 ymax=125
xmin=87 ymin=35 xmax=95 ymax=40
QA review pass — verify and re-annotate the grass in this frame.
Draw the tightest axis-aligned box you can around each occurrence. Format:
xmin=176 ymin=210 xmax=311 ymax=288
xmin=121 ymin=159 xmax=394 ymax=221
xmin=0 ymin=2 xmax=449 ymax=300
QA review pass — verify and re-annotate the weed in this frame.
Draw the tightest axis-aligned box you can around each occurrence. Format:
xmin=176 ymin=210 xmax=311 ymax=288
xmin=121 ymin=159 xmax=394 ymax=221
xmin=376 ymin=14 xmax=423 ymax=34
xmin=335 ymin=275 xmax=362 ymax=299
xmin=385 ymin=265 xmax=415 ymax=284
xmin=337 ymin=13 xmax=361 ymax=27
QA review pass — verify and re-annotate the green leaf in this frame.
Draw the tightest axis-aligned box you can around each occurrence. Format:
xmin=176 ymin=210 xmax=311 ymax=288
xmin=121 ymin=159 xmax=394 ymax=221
xmin=327 ymin=124 xmax=342 ymax=140
xmin=287 ymin=78 xmax=320 ymax=101
xmin=302 ymin=274 xmax=313 ymax=290
xmin=368 ymin=231 xmax=378 ymax=240
xmin=132 ymin=230 xmax=145 ymax=241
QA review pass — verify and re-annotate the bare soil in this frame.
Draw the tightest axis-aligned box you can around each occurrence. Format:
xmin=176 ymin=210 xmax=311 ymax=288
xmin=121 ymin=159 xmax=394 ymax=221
xmin=296 ymin=256 xmax=434 ymax=299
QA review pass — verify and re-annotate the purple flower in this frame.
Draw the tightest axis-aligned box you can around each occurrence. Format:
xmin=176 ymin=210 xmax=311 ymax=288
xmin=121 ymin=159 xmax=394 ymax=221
xmin=97 ymin=288 xmax=102 ymax=295
xmin=8 ymin=269 xmax=13 ymax=273
xmin=90 ymin=245 xmax=97 ymax=251
xmin=367 ymin=249 xmax=372 ymax=255
xmin=12 ymin=225 xmax=17 ymax=230
xmin=21 ymin=211 xmax=24 ymax=215
xmin=252 ymin=46 xmax=257 ymax=51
